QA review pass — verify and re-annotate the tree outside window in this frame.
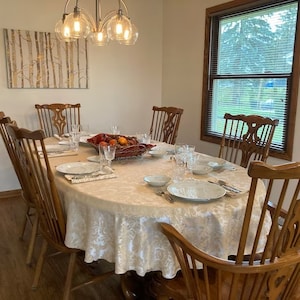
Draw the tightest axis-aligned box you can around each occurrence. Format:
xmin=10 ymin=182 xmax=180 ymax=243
xmin=201 ymin=0 xmax=300 ymax=160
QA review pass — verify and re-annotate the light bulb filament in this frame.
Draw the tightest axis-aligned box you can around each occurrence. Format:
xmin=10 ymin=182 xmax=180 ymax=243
xmin=74 ymin=20 xmax=81 ymax=32
xmin=97 ymin=32 xmax=103 ymax=41
xmin=116 ymin=23 xmax=123 ymax=34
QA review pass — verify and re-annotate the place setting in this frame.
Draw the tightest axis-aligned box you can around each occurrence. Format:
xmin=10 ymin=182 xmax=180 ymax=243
xmin=56 ymin=160 xmax=116 ymax=184
xmin=37 ymin=143 xmax=79 ymax=158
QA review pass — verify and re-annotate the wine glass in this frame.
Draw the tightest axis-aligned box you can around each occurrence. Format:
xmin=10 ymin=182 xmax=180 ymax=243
xmin=102 ymin=145 xmax=116 ymax=168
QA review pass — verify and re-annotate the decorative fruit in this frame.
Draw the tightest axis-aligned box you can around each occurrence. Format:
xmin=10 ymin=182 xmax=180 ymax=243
xmin=109 ymin=139 xmax=117 ymax=146
xmin=99 ymin=141 xmax=108 ymax=147
xmin=118 ymin=136 xmax=128 ymax=146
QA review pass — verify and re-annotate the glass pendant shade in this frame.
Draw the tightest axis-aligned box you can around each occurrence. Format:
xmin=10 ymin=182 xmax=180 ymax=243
xmin=64 ymin=9 xmax=92 ymax=39
xmin=119 ymin=23 xmax=138 ymax=45
xmin=55 ymin=19 xmax=76 ymax=42
xmin=55 ymin=0 xmax=138 ymax=46
xmin=107 ymin=12 xmax=132 ymax=41
xmin=89 ymin=22 xmax=109 ymax=46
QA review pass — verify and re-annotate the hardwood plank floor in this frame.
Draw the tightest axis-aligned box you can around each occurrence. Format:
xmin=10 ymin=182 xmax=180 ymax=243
xmin=0 ymin=195 xmax=125 ymax=300
xmin=1 ymin=194 xmax=299 ymax=300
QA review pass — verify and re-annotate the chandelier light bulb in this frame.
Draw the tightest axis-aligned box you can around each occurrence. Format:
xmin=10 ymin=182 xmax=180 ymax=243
xmin=119 ymin=23 xmax=138 ymax=45
xmin=64 ymin=8 xmax=92 ymax=39
xmin=55 ymin=19 xmax=76 ymax=42
xmin=107 ymin=12 xmax=132 ymax=41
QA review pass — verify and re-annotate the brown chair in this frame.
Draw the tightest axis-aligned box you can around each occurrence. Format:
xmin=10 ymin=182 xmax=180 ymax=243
xmin=0 ymin=112 xmax=38 ymax=265
xmin=151 ymin=161 xmax=300 ymax=300
xmin=6 ymin=124 xmax=114 ymax=300
xmin=35 ymin=103 xmax=81 ymax=137
xmin=149 ymin=106 xmax=184 ymax=144
xmin=218 ymin=113 xmax=279 ymax=168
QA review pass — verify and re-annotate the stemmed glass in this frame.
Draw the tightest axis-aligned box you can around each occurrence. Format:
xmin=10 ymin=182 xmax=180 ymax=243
xmin=102 ymin=145 xmax=116 ymax=168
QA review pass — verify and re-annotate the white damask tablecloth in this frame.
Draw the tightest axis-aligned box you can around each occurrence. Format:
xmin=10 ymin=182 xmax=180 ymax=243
xmin=48 ymin=141 xmax=269 ymax=279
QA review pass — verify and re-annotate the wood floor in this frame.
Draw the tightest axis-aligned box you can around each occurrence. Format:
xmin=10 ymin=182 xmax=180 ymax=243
xmin=0 ymin=195 xmax=125 ymax=300
xmin=1 ymin=193 xmax=299 ymax=300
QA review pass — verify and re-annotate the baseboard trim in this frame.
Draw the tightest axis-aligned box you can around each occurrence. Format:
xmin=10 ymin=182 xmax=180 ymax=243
xmin=0 ymin=189 xmax=22 ymax=199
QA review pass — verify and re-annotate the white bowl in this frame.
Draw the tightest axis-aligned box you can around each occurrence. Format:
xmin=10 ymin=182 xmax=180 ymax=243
xmin=192 ymin=165 xmax=213 ymax=175
xmin=208 ymin=158 xmax=226 ymax=170
xmin=144 ymin=175 xmax=171 ymax=187
xmin=149 ymin=150 xmax=167 ymax=158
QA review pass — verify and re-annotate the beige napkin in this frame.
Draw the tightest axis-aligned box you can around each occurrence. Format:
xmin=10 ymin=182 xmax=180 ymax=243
xmin=64 ymin=169 xmax=117 ymax=184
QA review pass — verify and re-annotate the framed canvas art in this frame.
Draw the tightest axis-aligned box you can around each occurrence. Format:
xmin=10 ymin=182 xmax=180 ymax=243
xmin=3 ymin=28 xmax=88 ymax=89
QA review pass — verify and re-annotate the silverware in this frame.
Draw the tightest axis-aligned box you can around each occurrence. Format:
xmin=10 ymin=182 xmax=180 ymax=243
xmin=208 ymin=180 xmax=241 ymax=194
xmin=156 ymin=191 xmax=174 ymax=203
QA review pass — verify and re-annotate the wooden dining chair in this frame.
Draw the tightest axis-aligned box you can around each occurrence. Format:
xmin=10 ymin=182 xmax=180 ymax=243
xmin=218 ymin=113 xmax=279 ymax=168
xmin=150 ymin=106 xmax=184 ymax=144
xmin=6 ymin=124 xmax=115 ymax=300
xmin=150 ymin=161 xmax=300 ymax=300
xmin=35 ymin=103 xmax=81 ymax=137
xmin=0 ymin=112 xmax=38 ymax=266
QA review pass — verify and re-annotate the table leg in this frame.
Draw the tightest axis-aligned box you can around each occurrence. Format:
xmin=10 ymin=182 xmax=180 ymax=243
xmin=121 ymin=271 xmax=146 ymax=300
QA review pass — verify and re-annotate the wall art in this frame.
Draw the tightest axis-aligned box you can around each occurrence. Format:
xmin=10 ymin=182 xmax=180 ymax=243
xmin=3 ymin=28 xmax=88 ymax=89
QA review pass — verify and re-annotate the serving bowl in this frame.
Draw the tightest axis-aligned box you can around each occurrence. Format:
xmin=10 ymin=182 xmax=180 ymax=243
xmin=192 ymin=165 xmax=213 ymax=175
xmin=207 ymin=157 xmax=226 ymax=170
xmin=87 ymin=133 xmax=154 ymax=159
xmin=144 ymin=175 xmax=171 ymax=187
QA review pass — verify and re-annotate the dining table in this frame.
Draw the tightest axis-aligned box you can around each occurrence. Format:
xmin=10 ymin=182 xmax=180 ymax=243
xmin=45 ymin=137 xmax=271 ymax=296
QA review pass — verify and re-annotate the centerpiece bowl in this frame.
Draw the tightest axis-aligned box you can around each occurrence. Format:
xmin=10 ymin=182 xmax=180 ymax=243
xmin=87 ymin=133 xmax=154 ymax=159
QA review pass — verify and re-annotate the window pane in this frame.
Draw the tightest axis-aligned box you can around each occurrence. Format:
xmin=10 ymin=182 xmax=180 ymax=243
xmin=204 ymin=0 xmax=298 ymax=158
xmin=217 ymin=3 xmax=297 ymax=75
xmin=208 ymin=78 xmax=288 ymax=151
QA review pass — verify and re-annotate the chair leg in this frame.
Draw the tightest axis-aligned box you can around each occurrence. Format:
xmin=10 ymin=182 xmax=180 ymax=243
xmin=32 ymin=239 xmax=48 ymax=290
xmin=63 ymin=252 xmax=77 ymax=300
xmin=26 ymin=215 xmax=39 ymax=265
xmin=19 ymin=204 xmax=30 ymax=240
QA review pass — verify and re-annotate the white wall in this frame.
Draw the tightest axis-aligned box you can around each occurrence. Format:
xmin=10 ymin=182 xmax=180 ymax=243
xmin=2 ymin=0 xmax=300 ymax=193
xmin=0 ymin=0 xmax=163 ymax=191
xmin=163 ymin=0 xmax=300 ymax=164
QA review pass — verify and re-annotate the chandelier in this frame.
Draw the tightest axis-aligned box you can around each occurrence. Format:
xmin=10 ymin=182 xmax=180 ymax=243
xmin=55 ymin=0 xmax=138 ymax=46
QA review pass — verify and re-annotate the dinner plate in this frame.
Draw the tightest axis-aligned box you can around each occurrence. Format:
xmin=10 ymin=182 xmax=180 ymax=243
xmin=56 ymin=162 xmax=100 ymax=175
xmin=167 ymin=180 xmax=226 ymax=202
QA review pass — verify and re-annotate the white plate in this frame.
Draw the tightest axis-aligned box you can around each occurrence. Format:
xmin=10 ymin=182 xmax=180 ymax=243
xmin=58 ymin=140 xmax=70 ymax=145
xmin=56 ymin=162 xmax=100 ymax=175
xmin=149 ymin=150 xmax=166 ymax=158
xmin=167 ymin=180 xmax=226 ymax=202
xmin=151 ymin=143 xmax=175 ymax=153
xmin=37 ymin=144 xmax=70 ymax=153
xmin=80 ymin=134 xmax=97 ymax=144
xmin=87 ymin=156 xmax=100 ymax=163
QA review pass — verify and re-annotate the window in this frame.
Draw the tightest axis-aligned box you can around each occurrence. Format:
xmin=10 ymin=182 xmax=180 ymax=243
xmin=201 ymin=0 xmax=300 ymax=160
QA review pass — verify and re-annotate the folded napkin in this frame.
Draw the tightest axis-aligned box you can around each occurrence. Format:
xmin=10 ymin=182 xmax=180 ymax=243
xmin=64 ymin=169 xmax=117 ymax=184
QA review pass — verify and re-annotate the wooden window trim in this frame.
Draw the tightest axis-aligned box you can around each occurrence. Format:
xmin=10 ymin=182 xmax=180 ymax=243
xmin=201 ymin=0 xmax=300 ymax=161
